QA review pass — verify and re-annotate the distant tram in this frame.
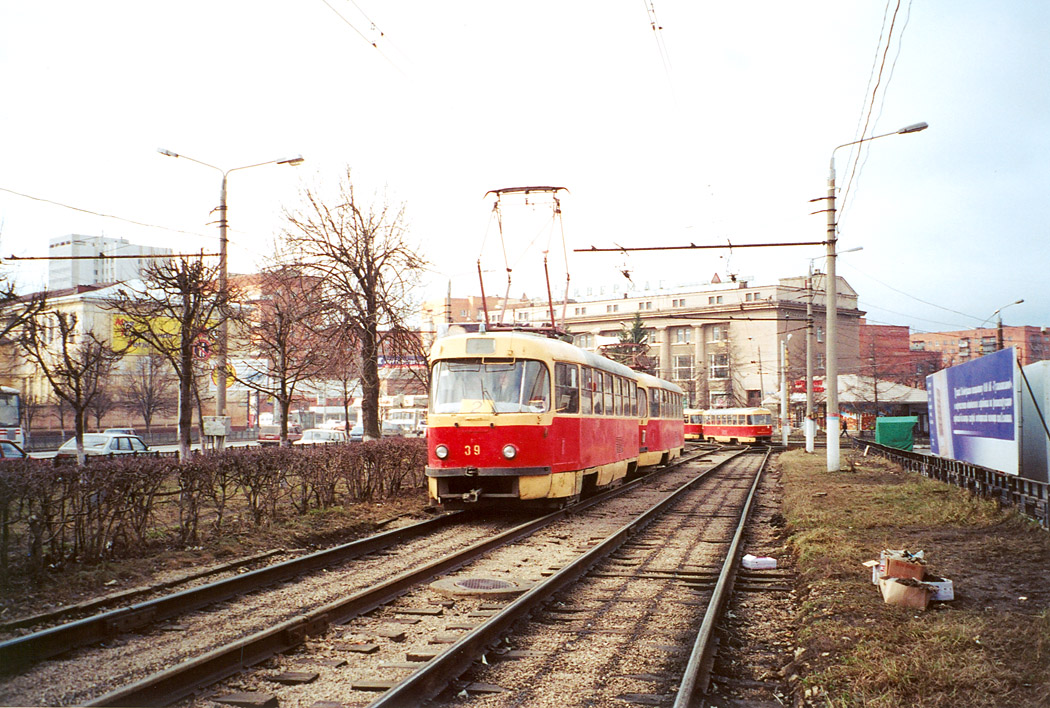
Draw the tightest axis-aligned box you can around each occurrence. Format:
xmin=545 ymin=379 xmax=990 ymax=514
xmin=701 ymin=407 xmax=774 ymax=444
xmin=683 ymin=408 xmax=704 ymax=440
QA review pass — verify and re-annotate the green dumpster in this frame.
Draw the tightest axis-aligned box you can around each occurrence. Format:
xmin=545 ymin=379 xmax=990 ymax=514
xmin=875 ymin=416 xmax=918 ymax=451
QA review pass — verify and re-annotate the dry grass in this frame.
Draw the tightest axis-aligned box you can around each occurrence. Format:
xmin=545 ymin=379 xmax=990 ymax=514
xmin=780 ymin=449 xmax=1050 ymax=707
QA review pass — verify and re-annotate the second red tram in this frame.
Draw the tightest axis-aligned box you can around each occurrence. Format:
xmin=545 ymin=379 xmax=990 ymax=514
xmin=700 ymin=407 xmax=774 ymax=444
xmin=425 ymin=330 xmax=684 ymax=509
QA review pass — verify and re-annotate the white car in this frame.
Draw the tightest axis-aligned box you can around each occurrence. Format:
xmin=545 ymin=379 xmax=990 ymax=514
xmin=55 ymin=433 xmax=150 ymax=460
xmin=293 ymin=428 xmax=349 ymax=445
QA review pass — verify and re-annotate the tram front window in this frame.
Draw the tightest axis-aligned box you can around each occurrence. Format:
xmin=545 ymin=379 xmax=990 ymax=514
xmin=431 ymin=360 xmax=550 ymax=414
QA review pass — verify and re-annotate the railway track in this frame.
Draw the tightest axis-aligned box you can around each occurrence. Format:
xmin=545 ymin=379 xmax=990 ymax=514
xmin=0 ymin=447 xmax=729 ymax=707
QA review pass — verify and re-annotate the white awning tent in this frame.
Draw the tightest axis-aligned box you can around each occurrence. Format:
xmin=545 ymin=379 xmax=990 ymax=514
xmin=764 ymin=375 xmax=927 ymax=408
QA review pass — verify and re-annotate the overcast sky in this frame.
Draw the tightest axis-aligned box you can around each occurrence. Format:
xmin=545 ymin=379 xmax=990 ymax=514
xmin=1 ymin=1 xmax=1046 ymax=334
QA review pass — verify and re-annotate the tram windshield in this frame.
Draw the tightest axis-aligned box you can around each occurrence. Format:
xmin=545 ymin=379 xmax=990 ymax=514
xmin=430 ymin=359 xmax=550 ymax=414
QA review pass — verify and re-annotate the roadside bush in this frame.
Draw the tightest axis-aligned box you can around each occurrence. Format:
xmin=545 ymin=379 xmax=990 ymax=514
xmin=0 ymin=437 xmax=427 ymax=580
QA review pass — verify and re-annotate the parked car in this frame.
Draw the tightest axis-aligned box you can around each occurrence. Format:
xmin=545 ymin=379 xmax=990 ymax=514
xmin=257 ymin=424 xmax=303 ymax=446
xmin=54 ymin=433 xmax=150 ymax=460
xmin=293 ymin=428 xmax=349 ymax=445
xmin=102 ymin=427 xmax=137 ymax=436
xmin=0 ymin=440 xmax=27 ymax=459
xmin=349 ymin=422 xmax=403 ymax=442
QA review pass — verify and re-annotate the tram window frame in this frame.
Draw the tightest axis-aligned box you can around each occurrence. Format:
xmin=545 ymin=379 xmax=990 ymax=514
xmin=554 ymin=362 xmax=580 ymax=414
xmin=581 ymin=367 xmax=593 ymax=414
xmin=638 ymin=388 xmax=648 ymax=419
xmin=630 ymin=381 xmax=638 ymax=416
xmin=603 ymin=372 xmax=614 ymax=416
xmin=613 ymin=376 xmax=622 ymax=416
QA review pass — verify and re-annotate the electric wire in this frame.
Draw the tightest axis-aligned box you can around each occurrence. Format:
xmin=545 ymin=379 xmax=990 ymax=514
xmin=0 ymin=186 xmax=208 ymax=239
xmin=843 ymin=0 xmax=915 ymax=217
xmin=839 ymin=0 xmax=903 ymax=220
xmin=641 ymin=0 xmax=675 ymax=99
xmin=319 ymin=0 xmax=407 ymax=78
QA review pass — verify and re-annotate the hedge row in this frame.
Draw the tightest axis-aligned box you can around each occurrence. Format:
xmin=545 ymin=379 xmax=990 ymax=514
xmin=0 ymin=438 xmax=427 ymax=577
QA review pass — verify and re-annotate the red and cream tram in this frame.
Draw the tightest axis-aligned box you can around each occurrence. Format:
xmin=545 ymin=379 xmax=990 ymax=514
xmin=426 ymin=329 xmax=684 ymax=509
xmin=700 ymin=407 xmax=774 ymax=444
xmin=683 ymin=408 xmax=704 ymax=440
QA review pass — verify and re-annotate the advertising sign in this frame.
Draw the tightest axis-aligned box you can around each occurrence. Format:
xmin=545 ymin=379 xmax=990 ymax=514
xmin=112 ymin=315 xmax=217 ymax=359
xmin=927 ymin=348 xmax=1020 ymax=475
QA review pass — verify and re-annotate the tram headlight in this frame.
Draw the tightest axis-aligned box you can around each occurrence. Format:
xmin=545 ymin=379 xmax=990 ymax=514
xmin=502 ymin=444 xmax=517 ymax=460
xmin=435 ymin=444 xmax=449 ymax=460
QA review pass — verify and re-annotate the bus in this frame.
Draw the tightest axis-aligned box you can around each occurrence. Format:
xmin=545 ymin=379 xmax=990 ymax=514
xmin=0 ymin=386 xmax=25 ymax=447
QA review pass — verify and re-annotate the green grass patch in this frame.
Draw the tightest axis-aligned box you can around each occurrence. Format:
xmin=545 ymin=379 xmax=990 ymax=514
xmin=779 ymin=449 xmax=1050 ymax=707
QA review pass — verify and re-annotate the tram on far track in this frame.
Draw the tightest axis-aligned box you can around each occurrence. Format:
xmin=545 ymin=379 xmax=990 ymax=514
xmin=700 ymin=407 xmax=774 ymax=444
xmin=683 ymin=408 xmax=704 ymax=440
xmin=425 ymin=328 xmax=684 ymax=510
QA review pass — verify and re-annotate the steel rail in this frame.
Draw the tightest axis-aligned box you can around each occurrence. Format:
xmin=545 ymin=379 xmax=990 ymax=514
xmin=673 ymin=446 xmax=771 ymax=707
xmin=0 ymin=511 xmax=466 ymax=673
xmin=369 ymin=449 xmax=751 ymax=708
xmin=85 ymin=453 xmax=707 ymax=707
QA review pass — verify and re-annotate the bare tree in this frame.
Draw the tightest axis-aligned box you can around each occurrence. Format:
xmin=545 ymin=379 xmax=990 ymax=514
xmin=86 ymin=386 xmax=118 ymax=431
xmin=18 ymin=310 xmax=122 ymax=464
xmin=0 ymin=272 xmax=47 ymax=344
xmin=107 ymin=256 xmax=227 ymax=460
xmin=282 ymin=171 xmax=428 ymax=440
xmin=122 ymin=352 xmax=177 ymax=435
xmin=230 ymin=264 xmax=331 ymax=446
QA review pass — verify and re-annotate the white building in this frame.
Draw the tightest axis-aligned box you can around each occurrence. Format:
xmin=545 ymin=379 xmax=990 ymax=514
xmin=48 ymin=235 xmax=173 ymax=290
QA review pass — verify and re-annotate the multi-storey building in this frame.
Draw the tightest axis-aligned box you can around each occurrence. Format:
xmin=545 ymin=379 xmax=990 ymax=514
xmin=429 ymin=274 xmax=864 ymax=410
xmin=910 ymin=326 xmax=1050 ymax=368
xmin=48 ymin=235 xmax=172 ymax=290
xmin=857 ymin=320 xmax=942 ymax=390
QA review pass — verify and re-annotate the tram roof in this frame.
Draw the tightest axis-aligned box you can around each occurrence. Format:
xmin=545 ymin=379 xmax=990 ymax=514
xmin=431 ymin=330 xmax=682 ymax=393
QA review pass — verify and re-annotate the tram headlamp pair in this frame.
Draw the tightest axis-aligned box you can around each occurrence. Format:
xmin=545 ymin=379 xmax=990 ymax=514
xmin=433 ymin=443 xmax=517 ymax=460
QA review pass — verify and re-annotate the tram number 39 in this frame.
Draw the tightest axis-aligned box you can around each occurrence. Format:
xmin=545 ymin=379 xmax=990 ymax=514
xmin=464 ymin=444 xmax=481 ymax=456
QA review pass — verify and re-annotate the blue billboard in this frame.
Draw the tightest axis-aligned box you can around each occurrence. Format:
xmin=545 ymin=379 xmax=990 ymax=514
xmin=927 ymin=348 xmax=1020 ymax=475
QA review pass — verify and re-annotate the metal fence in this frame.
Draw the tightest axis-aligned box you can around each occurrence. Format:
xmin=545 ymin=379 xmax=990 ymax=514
xmin=847 ymin=437 xmax=1050 ymax=530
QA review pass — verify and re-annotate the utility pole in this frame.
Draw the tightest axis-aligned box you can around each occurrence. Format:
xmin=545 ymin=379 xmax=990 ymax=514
xmin=805 ymin=265 xmax=815 ymax=453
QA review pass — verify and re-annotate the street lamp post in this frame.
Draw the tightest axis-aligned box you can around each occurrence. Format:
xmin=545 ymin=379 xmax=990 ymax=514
xmin=980 ymin=299 xmax=1024 ymax=351
xmin=824 ymin=121 xmax=927 ymax=472
xmin=158 ymin=149 xmax=303 ymax=446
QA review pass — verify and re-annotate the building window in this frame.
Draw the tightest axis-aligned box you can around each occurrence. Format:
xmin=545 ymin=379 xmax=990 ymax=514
xmin=708 ymin=353 xmax=729 ymax=380
xmin=574 ymin=306 xmax=586 ymax=316
xmin=981 ymin=336 xmax=996 ymax=354
xmin=709 ymin=324 xmax=729 ymax=342
xmin=606 ymin=304 xmax=619 ymax=313
xmin=674 ymin=327 xmax=691 ymax=344
xmin=816 ymin=353 xmax=825 ymax=370
xmin=638 ymin=301 xmax=652 ymax=311
xmin=575 ymin=333 xmax=595 ymax=349
xmin=816 ymin=326 xmax=824 ymax=343
xmin=674 ymin=355 xmax=693 ymax=380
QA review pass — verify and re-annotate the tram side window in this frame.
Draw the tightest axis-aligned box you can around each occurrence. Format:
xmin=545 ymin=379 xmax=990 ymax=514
xmin=630 ymin=381 xmax=638 ymax=417
xmin=592 ymin=369 xmax=604 ymax=415
xmin=650 ymin=389 xmax=659 ymax=420
xmin=580 ymin=367 xmax=593 ymax=414
xmin=617 ymin=377 xmax=626 ymax=416
xmin=638 ymin=388 xmax=648 ymax=418
xmin=554 ymin=363 xmax=579 ymax=413
xmin=603 ymin=372 xmax=614 ymax=416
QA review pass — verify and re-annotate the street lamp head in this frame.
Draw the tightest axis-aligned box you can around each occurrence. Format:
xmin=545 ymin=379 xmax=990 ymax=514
xmin=157 ymin=148 xmax=179 ymax=158
xmin=276 ymin=155 xmax=305 ymax=166
xmin=897 ymin=121 xmax=929 ymax=134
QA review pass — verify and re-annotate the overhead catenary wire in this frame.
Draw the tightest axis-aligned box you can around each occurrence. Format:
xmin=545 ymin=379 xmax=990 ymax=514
xmin=838 ymin=0 xmax=905 ymax=221
xmin=319 ymin=0 xmax=407 ymax=78
xmin=0 ymin=185 xmax=208 ymax=239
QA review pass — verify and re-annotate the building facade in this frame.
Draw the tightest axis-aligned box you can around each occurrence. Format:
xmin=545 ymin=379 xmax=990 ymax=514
xmin=438 ymin=274 xmax=865 ymax=411
xmin=910 ymin=326 xmax=1050 ymax=368
xmin=48 ymin=235 xmax=173 ymax=290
